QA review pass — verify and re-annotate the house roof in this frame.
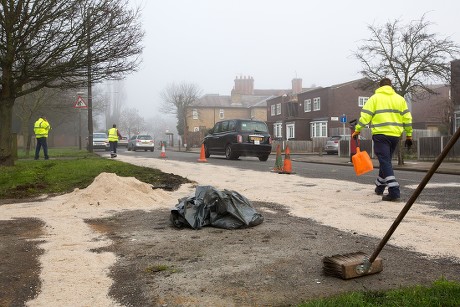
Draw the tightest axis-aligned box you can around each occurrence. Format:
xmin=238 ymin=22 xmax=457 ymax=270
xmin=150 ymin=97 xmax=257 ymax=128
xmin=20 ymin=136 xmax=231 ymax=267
xmin=193 ymin=94 xmax=274 ymax=108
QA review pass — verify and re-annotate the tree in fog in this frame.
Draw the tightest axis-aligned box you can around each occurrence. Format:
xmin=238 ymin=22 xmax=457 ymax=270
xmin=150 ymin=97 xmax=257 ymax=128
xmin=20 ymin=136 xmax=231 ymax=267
xmin=160 ymin=82 xmax=202 ymax=148
xmin=354 ymin=15 xmax=460 ymax=164
xmin=355 ymin=14 xmax=460 ymax=97
xmin=119 ymin=107 xmax=144 ymax=137
xmin=0 ymin=0 xmax=144 ymax=166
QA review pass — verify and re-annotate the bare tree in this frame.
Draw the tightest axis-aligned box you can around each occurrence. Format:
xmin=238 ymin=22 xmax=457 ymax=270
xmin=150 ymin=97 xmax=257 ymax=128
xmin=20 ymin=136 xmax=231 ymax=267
xmin=160 ymin=82 xmax=202 ymax=148
xmin=354 ymin=14 xmax=460 ymax=164
xmin=119 ymin=107 xmax=144 ymax=137
xmin=0 ymin=0 xmax=144 ymax=166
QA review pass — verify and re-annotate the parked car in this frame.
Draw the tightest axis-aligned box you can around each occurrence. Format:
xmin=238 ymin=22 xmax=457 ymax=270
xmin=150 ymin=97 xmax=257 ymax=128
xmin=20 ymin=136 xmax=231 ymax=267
xmin=127 ymin=134 xmax=155 ymax=152
xmin=118 ymin=136 xmax=128 ymax=147
xmin=90 ymin=132 xmax=110 ymax=151
xmin=203 ymin=119 xmax=272 ymax=161
xmin=323 ymin=135 xmax=366 ymax=155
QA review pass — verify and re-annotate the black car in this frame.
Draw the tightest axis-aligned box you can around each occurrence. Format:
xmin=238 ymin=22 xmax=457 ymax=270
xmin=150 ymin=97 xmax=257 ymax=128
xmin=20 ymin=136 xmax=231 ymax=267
xmin=203 ymin=119 xmax=272 ymax=161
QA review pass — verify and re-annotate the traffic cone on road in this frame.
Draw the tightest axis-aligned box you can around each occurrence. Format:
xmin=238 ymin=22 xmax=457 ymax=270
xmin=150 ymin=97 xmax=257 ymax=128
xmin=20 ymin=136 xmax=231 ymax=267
xmin=160 ymin=142 xmax=167 ymax=158
xmin=272 ymin=144 xmax=283 ymax=172
xmin=281 ymin=146 xmax=294 ymax=174
xmin=197 ymin=144 xmax=208 ymax=162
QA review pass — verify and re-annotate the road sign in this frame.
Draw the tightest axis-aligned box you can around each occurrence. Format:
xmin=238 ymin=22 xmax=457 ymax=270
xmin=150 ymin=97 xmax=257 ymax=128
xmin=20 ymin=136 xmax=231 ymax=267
xmin=339 ymin=114 xmax=347 ymax=123
xmin=74 ymin=95 xmax=88 ymax=109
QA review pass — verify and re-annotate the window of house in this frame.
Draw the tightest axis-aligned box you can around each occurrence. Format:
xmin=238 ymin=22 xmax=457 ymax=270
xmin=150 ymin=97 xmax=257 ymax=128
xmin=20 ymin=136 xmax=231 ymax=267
xmin=286 ymin=123 xmax=295 ymax=140
xmin=304 ymin=99 xmax=311 ymax=112
xmin=273 ymin=123 xmax=282 ymax=138
xmin=276 ymin=103 xmax=281 ymax=115
xmin=271 ymin=104 xmax=276 ymax=116
xmin=192 ymin=109 xmax=198 ymax=120
xmin=310 ymin=121 xmax=327 ymax=137
xmin=313 ymin=97 xmax=321 ymax=111
xmin=219 ymin=109 xmax=224 ymax=119
xmin=358 ymin=96 xmax=369 ymax=107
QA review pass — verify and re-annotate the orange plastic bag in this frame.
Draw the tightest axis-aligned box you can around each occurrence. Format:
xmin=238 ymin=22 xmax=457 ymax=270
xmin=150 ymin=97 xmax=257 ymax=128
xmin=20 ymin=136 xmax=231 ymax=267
xmin=352 ymin=147 xmax=373 ymax=176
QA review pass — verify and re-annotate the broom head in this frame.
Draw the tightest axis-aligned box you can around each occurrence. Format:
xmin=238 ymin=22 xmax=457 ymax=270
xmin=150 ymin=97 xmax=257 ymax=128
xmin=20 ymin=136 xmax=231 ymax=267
xmin=323 ymin=252 xmax=383 ymax=279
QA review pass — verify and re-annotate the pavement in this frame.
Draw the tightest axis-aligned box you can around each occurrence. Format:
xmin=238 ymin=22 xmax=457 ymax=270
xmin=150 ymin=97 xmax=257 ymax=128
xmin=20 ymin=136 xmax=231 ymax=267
xmin=289 ymin=153 xmax=460 ymax=176
xmin=176 ymin=147 xmax=460 ymax=176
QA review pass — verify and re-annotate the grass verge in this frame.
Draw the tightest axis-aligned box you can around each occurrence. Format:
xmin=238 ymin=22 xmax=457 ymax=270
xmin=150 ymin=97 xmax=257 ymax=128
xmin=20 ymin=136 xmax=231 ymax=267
xmin=299 ymin=277 xmax=460 ymax=306
xmin=0 ymin=148 xmax=190 ymax=200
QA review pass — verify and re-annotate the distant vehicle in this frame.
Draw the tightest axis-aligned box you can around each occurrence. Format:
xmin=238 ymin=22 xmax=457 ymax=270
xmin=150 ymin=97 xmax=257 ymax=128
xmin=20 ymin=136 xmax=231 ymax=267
xmin=118 ymin=136 xmax=128 ymax=147
xmin=127 ymin=134 xmax=155 ymax=152
xmin=203 ymin=119 xmax=272 ymax=161
xmin=90 ymin=132 xmax=110 ymax=151
xmin=323 ymin=135 xmax=366 ymax=155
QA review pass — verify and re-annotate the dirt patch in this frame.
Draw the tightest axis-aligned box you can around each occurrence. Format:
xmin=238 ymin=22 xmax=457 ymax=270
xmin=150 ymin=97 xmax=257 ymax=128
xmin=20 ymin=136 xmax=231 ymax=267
xmin=0 ymin=218 xmax=45 ymax=307
xmin=86 ymin=204 xmax=460 ymax=306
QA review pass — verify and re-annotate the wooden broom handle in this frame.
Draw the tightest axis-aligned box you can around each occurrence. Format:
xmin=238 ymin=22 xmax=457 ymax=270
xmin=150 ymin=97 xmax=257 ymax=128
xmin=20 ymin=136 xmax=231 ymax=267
xmin=369 ymin=127 xmax=460 ymax=263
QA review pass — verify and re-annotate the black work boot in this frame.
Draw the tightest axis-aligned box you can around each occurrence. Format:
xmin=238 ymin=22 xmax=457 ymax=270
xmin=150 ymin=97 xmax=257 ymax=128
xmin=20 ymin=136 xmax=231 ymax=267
xmin=375 ymin=186 xmax=385 ymax=195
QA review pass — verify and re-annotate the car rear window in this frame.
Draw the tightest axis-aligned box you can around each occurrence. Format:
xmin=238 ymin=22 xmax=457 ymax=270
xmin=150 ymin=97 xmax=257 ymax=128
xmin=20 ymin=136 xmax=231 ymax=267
xmin=94 ymin=133 xmax=107 ymax=138
xmin=138 ymin=135 xmax=152 ymax=140
xmin=240 ymin=121 xmax=268 ymax=132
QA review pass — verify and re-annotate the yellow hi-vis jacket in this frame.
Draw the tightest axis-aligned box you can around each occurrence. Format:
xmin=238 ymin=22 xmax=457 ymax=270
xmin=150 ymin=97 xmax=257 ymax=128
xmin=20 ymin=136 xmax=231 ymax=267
xmin=34 ymin=117 xmax=51 ymax=138
xmin=108 ymin=128 xmax=119 ymax=142
xmin=355 ymin=85 xmax=412 ymax=137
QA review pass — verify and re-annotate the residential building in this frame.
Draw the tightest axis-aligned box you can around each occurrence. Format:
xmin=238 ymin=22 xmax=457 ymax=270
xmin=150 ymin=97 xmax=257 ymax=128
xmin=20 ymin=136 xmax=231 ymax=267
xmin=409 ymin=84 xmax=452 ymax=134
xmin=267 ymin=77 xmax=454 ymax=141
xmin=267 ymin=78 xmax=373 ymax=140
xmin=185 ymin=76 xmax=297 ymax=147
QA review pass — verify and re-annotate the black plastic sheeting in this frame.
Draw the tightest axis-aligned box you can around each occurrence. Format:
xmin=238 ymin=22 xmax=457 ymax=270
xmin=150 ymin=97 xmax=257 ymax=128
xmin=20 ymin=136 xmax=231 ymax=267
xmin=170 ymin=186 xmax=264 ymax=230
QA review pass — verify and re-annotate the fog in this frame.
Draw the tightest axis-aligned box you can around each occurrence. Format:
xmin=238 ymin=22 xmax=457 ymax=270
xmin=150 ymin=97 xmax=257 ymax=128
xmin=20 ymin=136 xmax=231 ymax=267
xmin=122 ymin=0 xmax=460 ymax=124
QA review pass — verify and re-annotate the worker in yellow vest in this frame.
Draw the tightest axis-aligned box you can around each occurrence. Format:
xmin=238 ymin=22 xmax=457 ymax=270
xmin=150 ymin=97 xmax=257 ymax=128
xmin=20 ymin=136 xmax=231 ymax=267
xmin=352 ymin=78 xmax=413 ymax=202
xmin=34 ymin=116 xmax=51 ymax=160
xmin=108 ymin=124 xmax=122 ymax=158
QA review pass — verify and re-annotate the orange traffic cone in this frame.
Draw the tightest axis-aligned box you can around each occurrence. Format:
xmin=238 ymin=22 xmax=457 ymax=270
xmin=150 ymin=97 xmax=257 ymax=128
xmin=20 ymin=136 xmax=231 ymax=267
xmin=197 ymin=144 xmax=208 ymax=162
xmin=160 ymin=142 xmax=167 ymax=158
xmin=281 ymin=146 xmax=294 ymax=174
xmin=272 ymin=144 xmax=283 ymax=172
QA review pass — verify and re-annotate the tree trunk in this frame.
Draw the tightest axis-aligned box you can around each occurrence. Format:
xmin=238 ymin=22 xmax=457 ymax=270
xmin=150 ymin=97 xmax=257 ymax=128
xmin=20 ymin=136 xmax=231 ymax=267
xmin=21 ymin=120 xmax=31 ymax=158
xmin=0 ymin=98 xmax=15 ymax=166
xmin=397 ymin=141 xmax=404 ymax=165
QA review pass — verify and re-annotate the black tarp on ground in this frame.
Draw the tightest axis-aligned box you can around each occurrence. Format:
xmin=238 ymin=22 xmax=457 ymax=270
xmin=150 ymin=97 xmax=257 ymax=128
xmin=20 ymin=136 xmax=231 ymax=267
xmin=170 ymin=186 xmax=264 ymax=229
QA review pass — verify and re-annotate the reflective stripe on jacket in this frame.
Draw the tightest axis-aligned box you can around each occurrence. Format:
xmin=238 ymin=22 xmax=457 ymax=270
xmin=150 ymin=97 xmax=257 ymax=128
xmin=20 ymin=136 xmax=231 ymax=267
xmin=34 ymin=118 xmax=51 ymax=138
xmin=355 ymin=85 xmax=412 ymax=137
xmin=108 ymin=128 xmax=119 ymax=142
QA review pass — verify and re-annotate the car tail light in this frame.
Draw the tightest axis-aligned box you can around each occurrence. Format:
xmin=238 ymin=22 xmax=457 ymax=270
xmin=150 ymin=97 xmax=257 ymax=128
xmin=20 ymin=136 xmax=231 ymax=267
xmin=269 ymin=136 xmax=272 ymax=144
xmin=237 ymin=134 xmax=242 ymax=143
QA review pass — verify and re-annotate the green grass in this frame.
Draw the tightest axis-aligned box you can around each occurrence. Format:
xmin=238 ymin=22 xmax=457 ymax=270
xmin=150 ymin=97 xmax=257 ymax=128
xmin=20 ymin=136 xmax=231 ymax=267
xmin=299 ymin=277 xmax=460 ymax=306
xmin=0 ymin=147 xmax=190 ymax=199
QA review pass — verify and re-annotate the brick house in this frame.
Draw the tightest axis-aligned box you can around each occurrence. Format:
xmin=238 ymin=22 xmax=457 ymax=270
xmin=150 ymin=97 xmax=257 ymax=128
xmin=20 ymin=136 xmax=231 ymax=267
xmin=409 ymin=84 xmax=452 ymax=133
xmin=267 ymin=78 xmax=373 ymax=140
xmin=267 ymin=78 xmax=454 ymax=141
xmin=185 ymin=76 xmax=292 ymax=147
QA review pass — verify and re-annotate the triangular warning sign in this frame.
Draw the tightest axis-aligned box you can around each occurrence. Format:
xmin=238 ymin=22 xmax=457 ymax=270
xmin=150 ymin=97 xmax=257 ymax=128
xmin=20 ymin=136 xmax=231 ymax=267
xmin=74 ymin=95 xmax=88 ymax=109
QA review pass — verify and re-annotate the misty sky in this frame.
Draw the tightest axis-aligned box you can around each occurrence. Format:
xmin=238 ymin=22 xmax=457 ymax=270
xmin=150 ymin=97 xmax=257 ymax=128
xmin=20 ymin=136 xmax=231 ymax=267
xmin=124 ymin=0 xmax=460 ymax=116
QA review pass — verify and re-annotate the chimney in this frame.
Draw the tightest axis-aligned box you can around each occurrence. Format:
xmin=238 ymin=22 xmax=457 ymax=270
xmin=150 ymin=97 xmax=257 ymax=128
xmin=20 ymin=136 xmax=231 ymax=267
xmin=233 ymin=75 xmax=254 ymax=95
xmin=292 ymin=78 xmax=302 ymax=94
